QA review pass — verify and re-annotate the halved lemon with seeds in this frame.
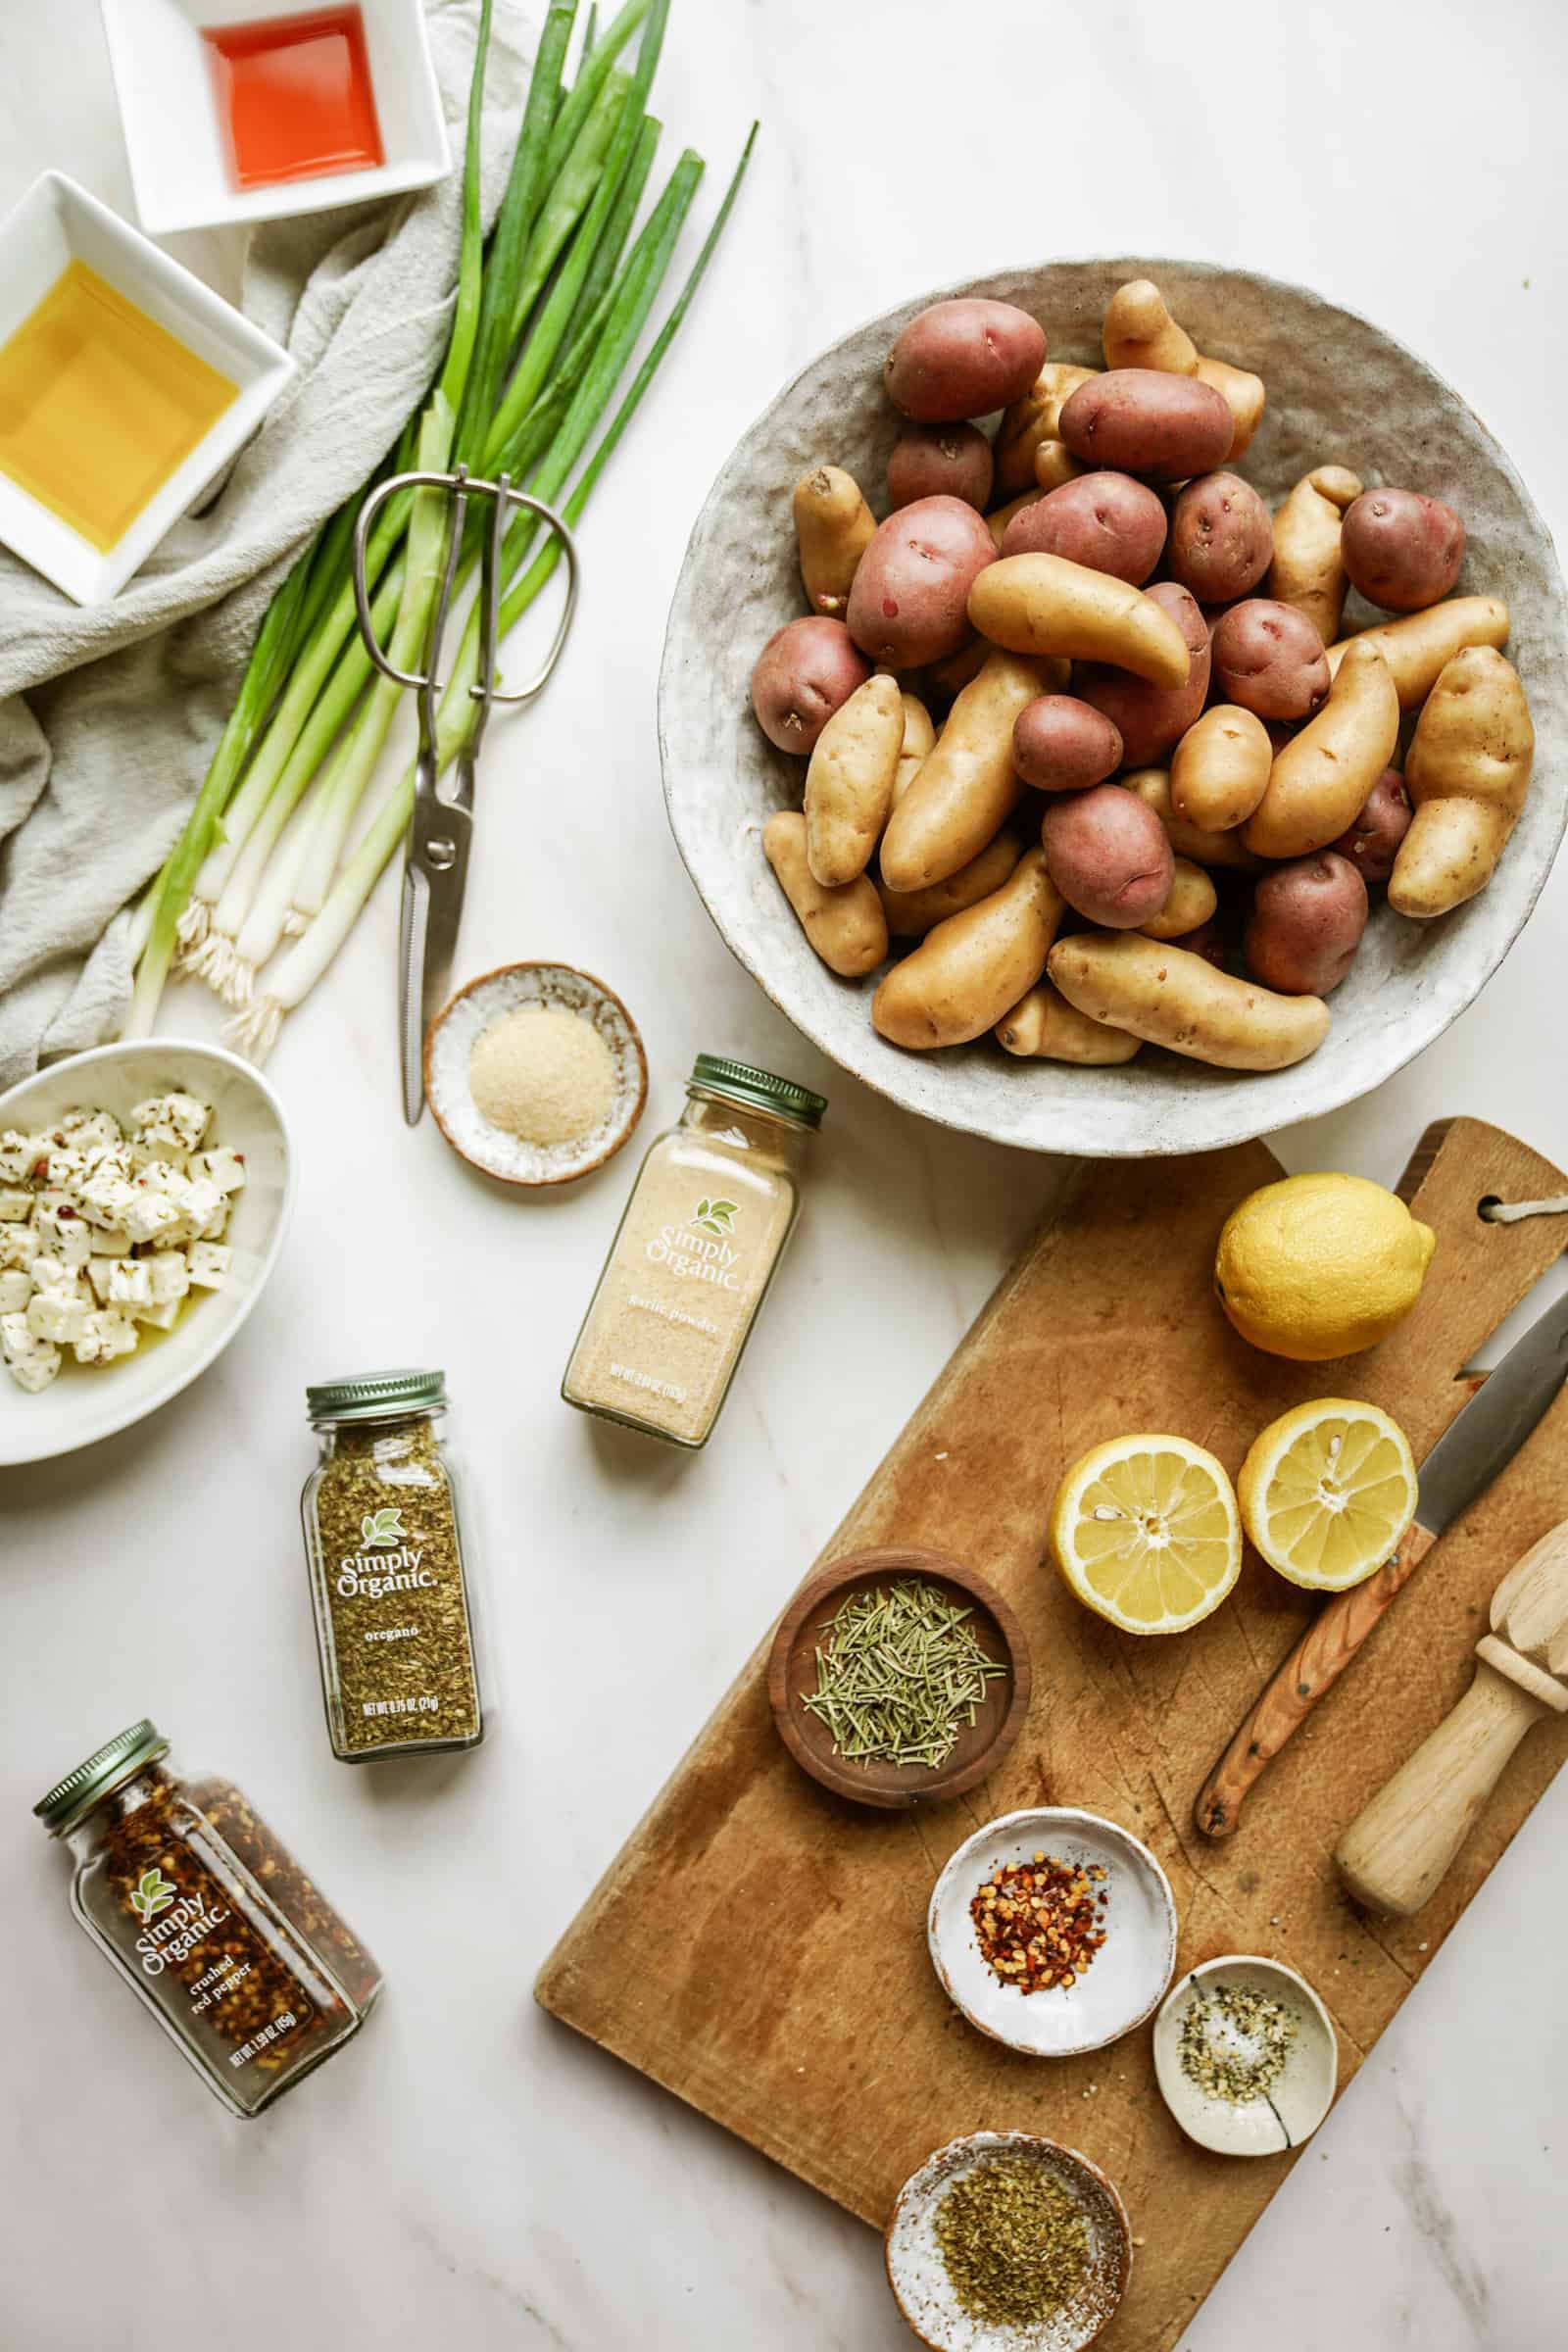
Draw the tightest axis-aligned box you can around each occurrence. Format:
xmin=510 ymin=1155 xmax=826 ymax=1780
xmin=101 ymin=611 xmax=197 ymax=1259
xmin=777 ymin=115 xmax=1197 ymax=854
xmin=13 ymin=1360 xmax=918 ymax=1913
xmin=1051 ymin=1435 xmax=1243 ymax=1636
xmin=1238 ymin=1398 xmax=1416 ymax=1592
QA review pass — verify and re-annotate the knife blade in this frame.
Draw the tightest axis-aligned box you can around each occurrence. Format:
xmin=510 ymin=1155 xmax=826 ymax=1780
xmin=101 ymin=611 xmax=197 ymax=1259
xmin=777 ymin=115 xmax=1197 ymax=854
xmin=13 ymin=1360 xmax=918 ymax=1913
xmin=1195 ymin=1278 xmax=1568 ymax=1839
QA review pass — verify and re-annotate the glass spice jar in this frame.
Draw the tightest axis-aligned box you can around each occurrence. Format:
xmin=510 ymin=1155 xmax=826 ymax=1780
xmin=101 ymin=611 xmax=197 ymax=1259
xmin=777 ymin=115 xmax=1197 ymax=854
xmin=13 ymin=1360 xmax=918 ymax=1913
xmin=301 ymin=1369 xmax=485 ymax=1763
xmin=562 ymin=1054 xmax=825 ymax=1447
xmin=34 ymin=1720 xmax=381 ymax=2118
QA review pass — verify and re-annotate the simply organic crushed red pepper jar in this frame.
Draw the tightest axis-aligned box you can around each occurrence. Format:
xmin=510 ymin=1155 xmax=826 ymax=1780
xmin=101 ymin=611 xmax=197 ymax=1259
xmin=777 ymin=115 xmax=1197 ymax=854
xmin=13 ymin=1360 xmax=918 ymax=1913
xmin=35 ymin=1720 xmax=382 ymax=2116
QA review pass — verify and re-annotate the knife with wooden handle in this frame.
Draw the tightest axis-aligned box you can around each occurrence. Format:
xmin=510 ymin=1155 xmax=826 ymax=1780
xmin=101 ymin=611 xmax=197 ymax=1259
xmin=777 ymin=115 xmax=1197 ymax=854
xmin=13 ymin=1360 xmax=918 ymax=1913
xmin=1195 ymin=1282 xmax=1568 ymax=1840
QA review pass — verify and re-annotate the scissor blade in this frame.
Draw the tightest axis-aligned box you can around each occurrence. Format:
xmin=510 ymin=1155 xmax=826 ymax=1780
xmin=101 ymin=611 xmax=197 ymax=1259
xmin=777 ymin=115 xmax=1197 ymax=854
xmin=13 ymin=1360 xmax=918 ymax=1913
xmin=1417 ymin=1282 xmax=1568 ymax=1534
xmin=398 ymin=860 xmax=432 ymax=1126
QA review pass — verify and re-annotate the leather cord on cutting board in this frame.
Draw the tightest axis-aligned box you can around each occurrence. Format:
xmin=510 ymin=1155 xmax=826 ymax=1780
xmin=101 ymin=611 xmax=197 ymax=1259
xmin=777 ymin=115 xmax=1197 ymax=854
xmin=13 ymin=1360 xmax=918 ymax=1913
xmin=1195 ymin=1520 xmax=1438 ymax=1838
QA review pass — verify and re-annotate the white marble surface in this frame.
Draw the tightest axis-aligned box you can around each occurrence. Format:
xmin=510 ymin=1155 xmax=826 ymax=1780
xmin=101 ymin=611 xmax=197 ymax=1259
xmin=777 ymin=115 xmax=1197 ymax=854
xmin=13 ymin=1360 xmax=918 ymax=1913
xmin=2 ymin=4 xmax=1566 ymax=2346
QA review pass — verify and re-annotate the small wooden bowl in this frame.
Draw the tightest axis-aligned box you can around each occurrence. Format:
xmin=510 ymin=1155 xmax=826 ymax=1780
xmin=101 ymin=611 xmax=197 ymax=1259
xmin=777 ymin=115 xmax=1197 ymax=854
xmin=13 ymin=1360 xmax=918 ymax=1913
xmin=766 ymin=1546 xmax=1030 ymax=1810
xmin=885 ymin=2130 xmax=1131 ymax=2351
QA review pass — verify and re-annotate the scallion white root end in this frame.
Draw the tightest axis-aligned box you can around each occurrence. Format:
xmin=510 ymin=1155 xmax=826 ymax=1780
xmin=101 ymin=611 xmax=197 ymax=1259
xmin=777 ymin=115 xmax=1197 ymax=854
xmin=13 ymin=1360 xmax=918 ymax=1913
xmin=224 ymin=996 xmax=282 ymax=1062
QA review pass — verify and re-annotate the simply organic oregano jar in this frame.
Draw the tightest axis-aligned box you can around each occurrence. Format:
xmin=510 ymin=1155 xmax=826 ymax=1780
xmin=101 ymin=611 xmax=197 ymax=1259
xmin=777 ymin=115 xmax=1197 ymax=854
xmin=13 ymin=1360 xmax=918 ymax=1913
xmin=301 ymin=1370 xmax=486 ymax=1762
xmin=562 ymin=1055 xmax=825 ymax=1447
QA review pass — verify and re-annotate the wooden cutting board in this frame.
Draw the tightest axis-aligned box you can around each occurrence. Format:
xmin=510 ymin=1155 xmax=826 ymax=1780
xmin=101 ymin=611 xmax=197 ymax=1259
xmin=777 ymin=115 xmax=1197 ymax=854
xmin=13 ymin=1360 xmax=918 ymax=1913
xmin=537 ymin=1119 xmax=1568 ymax=2351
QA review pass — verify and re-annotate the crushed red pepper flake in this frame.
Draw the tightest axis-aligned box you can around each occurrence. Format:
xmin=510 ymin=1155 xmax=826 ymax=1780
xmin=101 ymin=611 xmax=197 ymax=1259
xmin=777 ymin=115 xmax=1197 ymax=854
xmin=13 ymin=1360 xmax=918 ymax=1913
xmin=969 ymin=1850 xmax=1110 ymax=1993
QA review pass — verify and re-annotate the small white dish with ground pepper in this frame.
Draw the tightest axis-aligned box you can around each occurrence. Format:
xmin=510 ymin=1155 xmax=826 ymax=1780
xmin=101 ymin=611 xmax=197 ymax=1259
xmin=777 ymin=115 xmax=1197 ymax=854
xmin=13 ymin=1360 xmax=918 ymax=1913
xmin=1152 ymin=1952 xmax=1338 ymax=2155
xmin=928 ymin=1807 xmax=1177 ymax=2059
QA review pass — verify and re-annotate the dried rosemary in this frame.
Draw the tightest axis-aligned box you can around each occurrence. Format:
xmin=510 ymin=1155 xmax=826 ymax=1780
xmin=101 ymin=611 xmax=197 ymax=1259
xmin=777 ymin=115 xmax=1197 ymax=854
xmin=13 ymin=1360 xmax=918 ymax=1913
xmin=1178 ymin=1980 xmax=1298 ymax=2103
xmin=800 ymin=1578 xmax=1006 ymax=1770
xmin=934 ymin=2156 xmax=1091 ymax=2328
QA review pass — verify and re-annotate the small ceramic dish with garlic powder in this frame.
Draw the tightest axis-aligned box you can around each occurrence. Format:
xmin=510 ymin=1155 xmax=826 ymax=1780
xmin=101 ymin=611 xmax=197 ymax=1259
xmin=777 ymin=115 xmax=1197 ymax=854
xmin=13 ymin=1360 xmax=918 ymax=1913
xmin=424 ymin=963 xmax=647 ymax=1188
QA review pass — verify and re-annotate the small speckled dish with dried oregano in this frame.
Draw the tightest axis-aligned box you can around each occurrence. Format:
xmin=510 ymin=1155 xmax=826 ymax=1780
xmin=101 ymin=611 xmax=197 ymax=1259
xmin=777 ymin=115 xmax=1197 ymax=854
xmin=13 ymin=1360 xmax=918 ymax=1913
xmin=885 ymin=2132 xmax=1131 ymax=2352
xmin=424 ymin=962 xmax=647 ymax=1187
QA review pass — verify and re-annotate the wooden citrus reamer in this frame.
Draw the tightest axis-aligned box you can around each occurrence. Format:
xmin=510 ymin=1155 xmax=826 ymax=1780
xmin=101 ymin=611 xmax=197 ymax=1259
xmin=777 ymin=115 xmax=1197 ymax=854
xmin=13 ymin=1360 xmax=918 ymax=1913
xmin=1335 ymin=1518 xmax=1568 ymax=1914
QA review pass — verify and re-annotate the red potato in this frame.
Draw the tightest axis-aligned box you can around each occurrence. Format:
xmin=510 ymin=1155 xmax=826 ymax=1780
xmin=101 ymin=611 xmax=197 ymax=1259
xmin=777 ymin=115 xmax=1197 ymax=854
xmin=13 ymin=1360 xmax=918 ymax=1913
xmin=1058 ymin=368 xmax=1234 ymax=483
xmin=846 ymin=496 xmax=997 ymax=669
xmin=1330 ymin=766 xmax=1412 ymax=885
xmin=1001 ymin=469 xmax=1167 ymax=585
xmin=1171 ymin=916 xmax=1227 ymax=971
xmin=1012 ymin=695 xmax=1124 ymax=792
xmin=1168 ymin=472 xmax=1273 ymax=605
xmin=1210 ymin=599 xmax=1330 ymax=721
xmin=887 ymin=421 xmax=995 ymax=513
xmin=751 ymin=616 xmax=871 ymax=754
xmin=1075 ymin=581 xmax=1210 ymax=765
xmin=1245 ymin=853 xmax=1368 ymax=995
xmin=1041 ymin=783 xmax=1174 ymax=927
xmin=884 ymin=298 xmax=1047 ymax=423
xmin=1341 ymin=488 xmax=1466 ymax=613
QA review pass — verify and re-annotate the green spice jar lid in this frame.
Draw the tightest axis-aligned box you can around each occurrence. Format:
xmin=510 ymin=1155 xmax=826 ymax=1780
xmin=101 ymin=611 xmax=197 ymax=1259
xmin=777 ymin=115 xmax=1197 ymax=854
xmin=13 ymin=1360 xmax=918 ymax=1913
xmin=691 ymin=1054 xmax=826 ymax=1129
xmin=34 ymin=1719 xmax=168 ymax=1837
xmin=306 ymin=1368 xmax=448 ymax=1423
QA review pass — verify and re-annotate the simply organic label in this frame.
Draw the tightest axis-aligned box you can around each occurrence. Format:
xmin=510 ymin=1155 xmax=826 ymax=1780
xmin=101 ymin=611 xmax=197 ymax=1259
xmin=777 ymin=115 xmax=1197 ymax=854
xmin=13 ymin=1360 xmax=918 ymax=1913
xmin=130 ymin=1868 xmax=230 ymax=1976
xmin=644 ymin=1198 xmax=744 ymax=1289
xmin=334 ymin=1505 xmax=437 ymax=1599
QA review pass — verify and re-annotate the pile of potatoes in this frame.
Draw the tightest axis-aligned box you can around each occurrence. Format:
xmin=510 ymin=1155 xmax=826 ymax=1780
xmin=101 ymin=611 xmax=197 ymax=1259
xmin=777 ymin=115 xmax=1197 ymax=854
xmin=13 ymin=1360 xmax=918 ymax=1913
xmin=750 ymin=278 xmax=1536 ymax=1074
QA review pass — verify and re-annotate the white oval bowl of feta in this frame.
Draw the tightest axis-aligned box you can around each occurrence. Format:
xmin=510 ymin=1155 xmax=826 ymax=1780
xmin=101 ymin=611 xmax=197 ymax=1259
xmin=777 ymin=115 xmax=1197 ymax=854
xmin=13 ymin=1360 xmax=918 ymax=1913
xmin=0 ymin=1039 xmax=293 ymax=1464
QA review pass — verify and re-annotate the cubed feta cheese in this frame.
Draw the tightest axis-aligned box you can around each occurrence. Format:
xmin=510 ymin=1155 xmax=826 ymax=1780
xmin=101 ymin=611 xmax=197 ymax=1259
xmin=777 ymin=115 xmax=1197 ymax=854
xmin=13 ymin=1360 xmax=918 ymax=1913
xmin=0 ymin=1220 xmax=37 ymax=1271
xmin=186 ymin=1242 xmax=230 ymax=1290
xmin=85 ymin=1258 xmax=116 ymax=1304
xmin=88 ymin=1226 xmax=131 ymax=1255
xmin=0 ymin=1188 xmax=32 ymax=1220
xmin=26 ymin=1290 xmax=88 ymax=1345
xmin=74 ymin=1309 xmax=139 ymax=1365
xmin=132 ymin=1297 xmax=181 ymax=1330
xmin=121 ymin=1189 xmax=182 ymax=1246
xmin=144 ymin=1250 xmax=189 ymax=1305
xmin=189 ymin=1147 xmax=246 ymax=1196
xmin=132 ymin=1092 xmax=211 ymax=1156
xmin=1 ymin=1311 xmax=60 ymax=1391
xmin=76 ymin=1160 xmax=137 ymax=1230
xmin=0 ymin=1268 xmax=32 ymax=1314
xmin=27 ymin=1255 xmax=83 ymax=1299
xmin=128 ymin=1135 xmax=187 ymax=1173
xmin=0 ymin=1130 xmax=42 ymax=1183
xmin=181 ymin=1178 xmax=222 ymax=1237
xmin=199 ymin=1196 xmax=229 ymax=1242
xmin=33 ymin=1196 xmax=91 ymax=1268
xmin=105 ymin=1259 xmax=154 ymax=1310
xmin=60 ymin=1108 xmax=123 ymax=1152
xmin=40 ymin=1145 xmax=91 ymax=1193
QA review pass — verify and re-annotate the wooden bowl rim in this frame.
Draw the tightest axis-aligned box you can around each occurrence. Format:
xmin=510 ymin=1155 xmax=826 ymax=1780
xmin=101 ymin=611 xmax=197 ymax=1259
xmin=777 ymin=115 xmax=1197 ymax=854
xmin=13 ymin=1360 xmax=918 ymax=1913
xmin=883 ymin=2128 xmax=1132 ymax=2352
xmin=766 ymin=1544 xmax=1032 ymax=1810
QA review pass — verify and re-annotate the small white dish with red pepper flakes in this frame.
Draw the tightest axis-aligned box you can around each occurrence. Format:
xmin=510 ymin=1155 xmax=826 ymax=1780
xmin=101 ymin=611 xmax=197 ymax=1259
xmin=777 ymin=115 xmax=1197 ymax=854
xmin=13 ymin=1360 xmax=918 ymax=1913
xmin=0 ymin=1041 xmax=293 ymax=1463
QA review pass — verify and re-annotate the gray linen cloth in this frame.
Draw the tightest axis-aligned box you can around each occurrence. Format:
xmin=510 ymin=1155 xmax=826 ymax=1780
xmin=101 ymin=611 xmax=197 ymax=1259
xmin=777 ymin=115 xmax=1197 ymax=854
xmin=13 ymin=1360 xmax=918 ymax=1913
xmin=0 ymin=0 xmax=528 ymax=1087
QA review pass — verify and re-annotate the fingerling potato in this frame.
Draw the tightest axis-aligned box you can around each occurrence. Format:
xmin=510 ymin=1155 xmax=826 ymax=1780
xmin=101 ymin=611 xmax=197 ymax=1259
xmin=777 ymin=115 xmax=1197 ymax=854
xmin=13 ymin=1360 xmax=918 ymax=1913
xmin=1242 ymin=638 xmax=1399 ymax=859
xmin=1123 ymin=766 xmax=1264 ymax=871
xmin=1042 ymin=783 xmax=1174 ymax=928
xmin=848 ymin=496 xmax=997 ymax=669
xmin=1048 ymin=932 xmax=1331 ymax=1070
xmin=1074 ymin=580 xmax=1209 ymax=763
xmin=878 ymin=829 xmax=1024 ymax=936
xmin=885 ymin=298 xmax=1046 ymax=423
xmin=996 ymin=981 xmax=1142 ymax=1062
xmin=805 ymin=672 xmax=904 ymax=885
xmin=1390 ymin=646 xmax=1534 ymax=916
xmin=1032 ymin=439 xmax=1084 ymax=492
xmin=1058 ymin=368 xmax=1234 ymax=483
xmin=1168 ymin=472 xmax=1273 ymax=604
xmin=751 ymin=616 xmax=871 ymax=754
xmin=1326 ymin=596 xmax=1509 ymax=710
xmin=1101 ymin=279 xmax=1199 ymax=374
xmin=1012 ymin=695 xmax=1124 ymax=793
xmin=873 ymin=846 xmax=1064 ymax=1049
xmin=880 ymin=651 xmax=1044 ymax=893
xmin=1341 ymin=488 xmax=1465 ymax=613
xmin=1331 ymin=766 xmax=1411 ymax=884
xmin=891 ymin=691 xmax=937 ymax=807
xmin=1001 ymin=469 xmax=1167 ymax=585
xmin=1267 ymin=465 xmax=1363 ymax=645
xmin=1170 ymin=704 xmax=1272 ymax=831
xmin=887 ymin=421 xmax=995 ymax=513
xmin=1244 ymin=853 xmax=1368 ymax=995
xmin=994 ymin=362 xmax=1098 ymax=495
xmin=793 ymin=466 xmax=875 ymax=618
xmin=1140 ymin=857 xmax=1217 ymax=941
xmin=763 ymin=812 xmax=889 ymax=977
xmin=969 ymin=553 xmax=1192 ymax=686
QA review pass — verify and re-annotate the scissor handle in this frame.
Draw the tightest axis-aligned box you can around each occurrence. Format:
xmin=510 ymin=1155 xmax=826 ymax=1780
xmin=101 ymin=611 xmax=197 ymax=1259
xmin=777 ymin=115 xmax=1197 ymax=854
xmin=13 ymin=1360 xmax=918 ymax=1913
xmin=350 ymin=468 xmax=579 ymax=706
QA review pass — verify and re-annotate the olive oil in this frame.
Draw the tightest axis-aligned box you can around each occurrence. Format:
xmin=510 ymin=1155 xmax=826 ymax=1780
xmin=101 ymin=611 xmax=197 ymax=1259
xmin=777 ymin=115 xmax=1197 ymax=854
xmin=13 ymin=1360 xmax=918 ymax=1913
xmin=0 ymin=261 xmax=236 ymax=553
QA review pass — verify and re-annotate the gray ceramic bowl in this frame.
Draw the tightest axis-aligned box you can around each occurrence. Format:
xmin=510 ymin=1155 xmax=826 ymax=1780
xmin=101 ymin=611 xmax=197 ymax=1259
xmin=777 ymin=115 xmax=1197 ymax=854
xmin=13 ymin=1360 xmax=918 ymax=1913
xmin=660 ymin=259 xmax=1568 ymax=1155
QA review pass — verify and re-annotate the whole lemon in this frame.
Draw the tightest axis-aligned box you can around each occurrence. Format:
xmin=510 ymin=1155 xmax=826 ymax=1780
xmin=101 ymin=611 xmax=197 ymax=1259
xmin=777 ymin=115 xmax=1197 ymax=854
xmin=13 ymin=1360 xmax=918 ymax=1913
xmin=1214 ymin=1173 xmax=1437 ymax=1360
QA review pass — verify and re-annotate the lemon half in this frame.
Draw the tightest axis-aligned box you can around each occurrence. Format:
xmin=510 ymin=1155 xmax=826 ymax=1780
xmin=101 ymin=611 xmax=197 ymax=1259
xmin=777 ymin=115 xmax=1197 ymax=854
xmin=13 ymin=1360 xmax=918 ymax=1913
xmin=1239 ymin=1397 xmax=1417 ymax=1591
xmin=1215 ymin=1173 xmax=1436 ymax=1361
xmin=1051 ymin=1435 xmax=1243 ymax=1636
